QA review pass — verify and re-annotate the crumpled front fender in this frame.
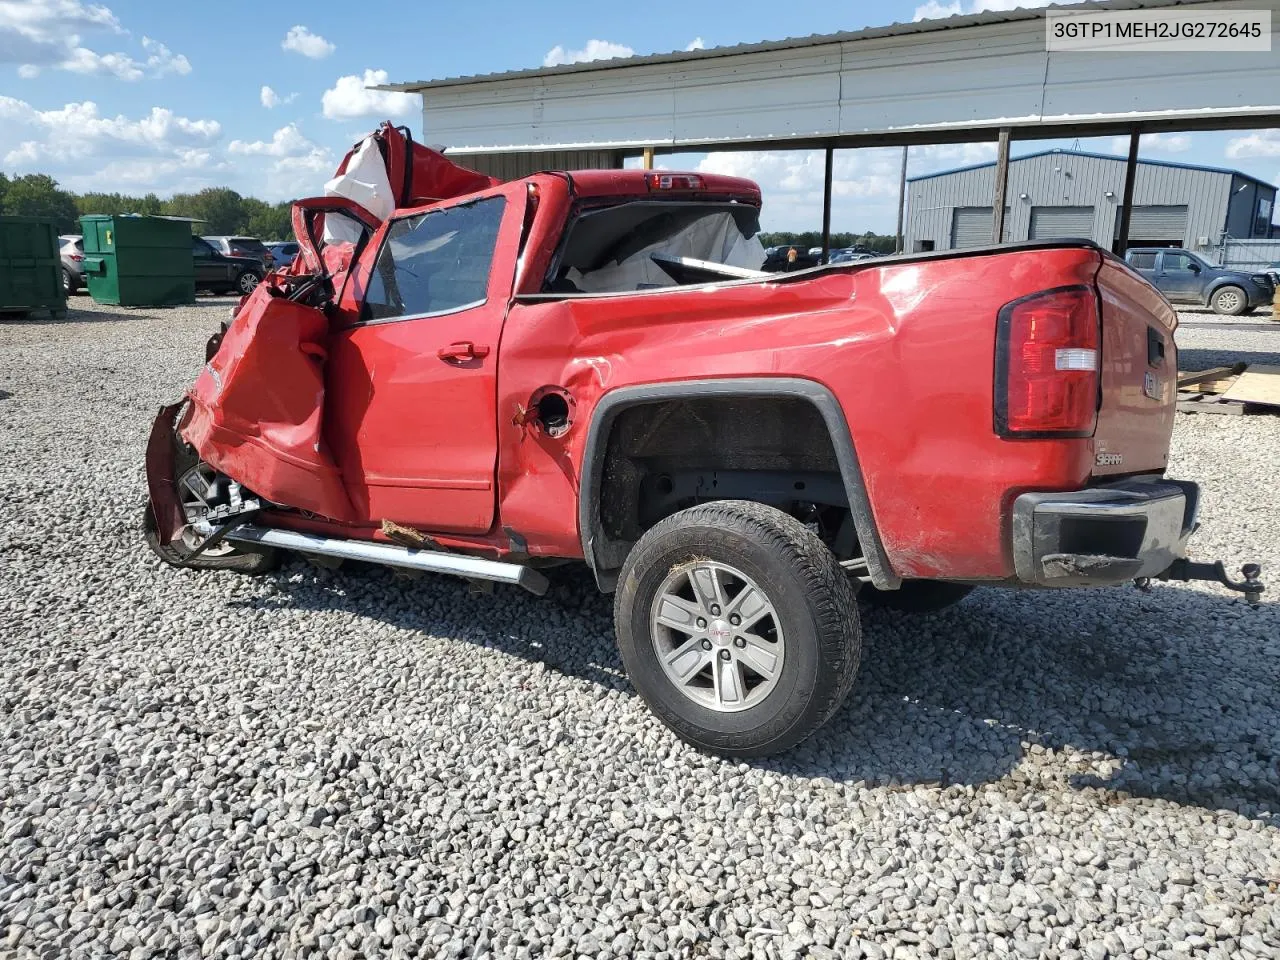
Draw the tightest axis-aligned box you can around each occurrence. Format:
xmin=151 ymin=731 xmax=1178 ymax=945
xmin=145 ymin=402 xmax=187 ymax=547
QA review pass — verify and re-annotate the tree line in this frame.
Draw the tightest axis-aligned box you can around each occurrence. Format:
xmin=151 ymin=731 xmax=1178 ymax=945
xmin=0 ymin=173 xmax=294 ymax=239
xmin=759 ymin=231 xmax=897 ymax=253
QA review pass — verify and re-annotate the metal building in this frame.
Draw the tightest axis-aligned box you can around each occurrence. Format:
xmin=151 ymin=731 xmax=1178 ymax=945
xmin=382 ymin=0 xmax=1280 ymax=255
xmin=905 ymin=150 xmax=1276 ymax=256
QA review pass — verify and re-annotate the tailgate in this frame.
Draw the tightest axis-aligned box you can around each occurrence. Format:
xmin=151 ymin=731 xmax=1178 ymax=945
xmin=1091 ymin=256 xmax=1178 ymax=477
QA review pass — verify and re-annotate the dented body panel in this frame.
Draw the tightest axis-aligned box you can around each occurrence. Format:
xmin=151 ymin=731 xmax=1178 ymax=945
xmin=169 ymin=149 xmax=1188 ymax=588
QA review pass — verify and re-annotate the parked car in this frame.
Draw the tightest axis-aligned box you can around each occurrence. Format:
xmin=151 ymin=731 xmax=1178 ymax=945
xmin=192 ymin=235 xmax=264 ymax=295
xmin=1124 ymin=247 xmax=1274 ymax=316
xmin=204 ymin=236 xmax=275 ymax=267
xmin=145 ymin=131 xmax=1262 ymax=758
xmin=266 ymin=241 xmax=300 ymax=268
xmin=762 ymin=246 xmax=821 ymax=271
xmin=1266 ymin=261 xmax=1280 ymax=289
xmin=830 ymin=250 xmax=876 ymax=265
xmin=59 ymin=235 xmax=84 ymax=294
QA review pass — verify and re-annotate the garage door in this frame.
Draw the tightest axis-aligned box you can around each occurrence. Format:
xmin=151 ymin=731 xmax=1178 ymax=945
xmin=951 ymin=207 xmax=1009 ymax=248
xmin=1128 ymin=205 xmax=1188 ymax=241
xmin=1030 ymin=206 xmax=1095 ymax=240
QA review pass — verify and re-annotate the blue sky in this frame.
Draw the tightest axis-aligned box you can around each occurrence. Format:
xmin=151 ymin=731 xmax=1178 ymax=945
xmin=2 ymin=0 xmax=1277 ymax=232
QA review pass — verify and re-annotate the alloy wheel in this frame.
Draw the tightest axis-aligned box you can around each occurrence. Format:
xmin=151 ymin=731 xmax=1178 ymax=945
xmin=649 ymin=560 xmax=785 ymax=713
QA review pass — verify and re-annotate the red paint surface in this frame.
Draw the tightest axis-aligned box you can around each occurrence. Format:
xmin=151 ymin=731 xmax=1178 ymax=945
xmin=186 ymin=167 xmax=1178 ymax=582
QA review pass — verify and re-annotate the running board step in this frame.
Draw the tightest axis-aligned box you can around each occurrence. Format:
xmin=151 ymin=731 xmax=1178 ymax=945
xmin=227 ymin=525 xmax=550 ymax=596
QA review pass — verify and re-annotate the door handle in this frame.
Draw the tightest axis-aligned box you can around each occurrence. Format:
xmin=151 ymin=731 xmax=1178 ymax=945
xmin=438 ymin=341 xmax=491 ymax=363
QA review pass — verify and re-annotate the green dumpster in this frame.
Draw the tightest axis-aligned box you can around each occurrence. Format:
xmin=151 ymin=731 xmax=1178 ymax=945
xmin=80 ymin=214 xmax=196 ymax=306
xmin=0 ymin=216 xmax=66 ymax=319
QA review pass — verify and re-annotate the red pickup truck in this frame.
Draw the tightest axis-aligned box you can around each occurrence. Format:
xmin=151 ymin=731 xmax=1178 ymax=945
xmin=145 ymin=124 xmax=1261 ymax=757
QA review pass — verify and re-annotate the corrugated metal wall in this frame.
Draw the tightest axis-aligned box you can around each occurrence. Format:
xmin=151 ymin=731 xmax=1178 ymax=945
xmin=905 ymin=152 xmax=1234 ymax=254
xmin=1221 ymin=238 xmax=1280 ymax=270
xmin=1029 ymin=206 xmax=1094 ymax=239
xmin=455 ymin=150 xmax=622 ymax=180
xmin=412 ymin=0 xmax=1280 ymax=153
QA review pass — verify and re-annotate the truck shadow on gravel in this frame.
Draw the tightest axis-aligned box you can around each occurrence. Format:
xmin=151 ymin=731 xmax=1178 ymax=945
xmin=1179 ymin=347 xmax=1280 ymax=370
xmin=236 ymin=561 xmax=1280 ymax=822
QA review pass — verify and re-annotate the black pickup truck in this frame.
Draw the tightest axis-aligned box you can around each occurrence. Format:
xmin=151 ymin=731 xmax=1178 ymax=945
xmin=191 ymin=235 xmax=264 ymax=295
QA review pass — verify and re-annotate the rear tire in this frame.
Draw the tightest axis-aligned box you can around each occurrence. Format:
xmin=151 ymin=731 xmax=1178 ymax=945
xmin=1211 ymin=285 xmax=1248 ymax=316
xmin=614 ymin=500 xmax=861 ymax=758
xmin=860 ymin=580 xmax=974 ymax=612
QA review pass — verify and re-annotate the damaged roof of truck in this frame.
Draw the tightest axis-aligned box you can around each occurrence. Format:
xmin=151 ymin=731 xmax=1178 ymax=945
xmin=540 ymin=170 xmax=761 ymax=202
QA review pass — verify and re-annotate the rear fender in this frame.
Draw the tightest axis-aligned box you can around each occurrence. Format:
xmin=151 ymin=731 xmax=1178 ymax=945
xmin=577 ymin=377 xmax=899 ymax=592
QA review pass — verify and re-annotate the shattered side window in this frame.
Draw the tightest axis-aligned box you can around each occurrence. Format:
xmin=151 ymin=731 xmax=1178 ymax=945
xmin=363 ymin=197 xmax=506 ymax=322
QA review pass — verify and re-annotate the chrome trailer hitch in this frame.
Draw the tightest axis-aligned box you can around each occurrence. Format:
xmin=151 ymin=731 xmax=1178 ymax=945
xmin=1138 ymin=560 xmax=1265 ymax=606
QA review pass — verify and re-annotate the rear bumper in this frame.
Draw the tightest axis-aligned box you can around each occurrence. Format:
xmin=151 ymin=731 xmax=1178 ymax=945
xmin=1012 ymin=479 xmax=1197 ymax=587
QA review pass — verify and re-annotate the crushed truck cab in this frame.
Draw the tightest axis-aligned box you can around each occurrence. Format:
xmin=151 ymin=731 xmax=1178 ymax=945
xmin=145 ymin=122 xmax=1263 ymax=758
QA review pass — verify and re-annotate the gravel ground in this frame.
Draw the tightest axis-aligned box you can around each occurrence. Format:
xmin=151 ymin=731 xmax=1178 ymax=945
xmin=1 ymin=296 xmax=1278 ymax=960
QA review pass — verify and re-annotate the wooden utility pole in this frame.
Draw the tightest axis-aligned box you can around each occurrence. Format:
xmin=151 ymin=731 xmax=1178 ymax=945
xmin=992 ymin=128 xmax=1011 ymax=244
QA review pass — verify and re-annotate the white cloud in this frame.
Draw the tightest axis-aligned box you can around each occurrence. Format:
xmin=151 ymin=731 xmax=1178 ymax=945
xmin=141 ymin=36 xmax=190 ymax=77
xmin=228 ymin=123 xmax=316 ymax=158
xmin=259 ymin=85 xmax=298 ymax=109
xmin=692 ymin=148 xmax=905 ymax=232
xmin=542 ymin=39 xmax=634 ymax=67
xmin=1105 ymin=132 xmax=1190 ymax=154
xmin=685 ymin=37 xmax=706 ymax=51
xmin=228 ymin=123 xmax=335 ymax=198
xmin=913 ymin=0 xmax=1084 ymax=20
xmin=1225 ymin=129 xmax=1280 ymax=159
xmin=282 ymin=25 xmax=334 ymax=59
xmin=0 ymin=0 xmax=123 ymax=66
xmin=0 ymin=96 xmax=220 ymax=170
xmin=0 ymin=2 xmax=189 ymax=80
xmin=321 ymin=68 xmax=416 ymax=120
xmin=260 ymin=147 xmax=336 ymax=201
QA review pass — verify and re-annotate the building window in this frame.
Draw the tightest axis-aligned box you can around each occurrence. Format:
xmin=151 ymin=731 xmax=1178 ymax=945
xmin=1257 ymin=197 xmax=1274 ymax=238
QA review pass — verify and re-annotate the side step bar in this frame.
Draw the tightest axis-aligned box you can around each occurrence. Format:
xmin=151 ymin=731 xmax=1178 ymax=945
xmin=227 ymin=525 xmax=550 ymax=596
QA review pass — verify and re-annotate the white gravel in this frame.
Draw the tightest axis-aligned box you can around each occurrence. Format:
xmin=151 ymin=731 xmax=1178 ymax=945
xmin=1 ymin=295 xmax=1278 ymax=960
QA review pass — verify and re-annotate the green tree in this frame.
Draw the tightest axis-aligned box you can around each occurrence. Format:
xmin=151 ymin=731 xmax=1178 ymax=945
xmin=246 ymin=201 xmax=293 ymax=241
xmin=166 ymin=187 xmax=246 ymax=234
xmin=3 ymin=174 xmax=80 ymax=232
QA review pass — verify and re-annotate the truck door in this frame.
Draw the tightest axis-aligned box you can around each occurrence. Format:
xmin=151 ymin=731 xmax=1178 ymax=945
xmin=1156 ymin=250 xmax=1202 ymax=302
xmin=326 ymin=183 xmax=526 ymax=534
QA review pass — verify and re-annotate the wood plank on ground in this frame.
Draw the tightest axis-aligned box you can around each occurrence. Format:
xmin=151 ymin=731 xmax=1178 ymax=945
xmin=1177 ymin=363 xmax=1246 ymax=390
xmin=1222 ymin=365 xmax=1280 ymax=408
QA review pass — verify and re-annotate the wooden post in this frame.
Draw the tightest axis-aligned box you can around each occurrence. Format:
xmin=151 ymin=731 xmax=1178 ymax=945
xmin=1114 ymin=129 xmax=1140 ymax=255
xmin=895 ymin=145 xmax=908 ymax=254
xmin=821 ymin=146 xmax=834 ymax=262
xmin=992 ymin=128 xmax=1011 ymax=244
xmin=642 ymin=146 xmax=655 ymax=170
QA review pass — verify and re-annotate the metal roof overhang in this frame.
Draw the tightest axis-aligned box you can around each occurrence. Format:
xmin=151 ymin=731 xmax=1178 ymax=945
xmin=383 ymin=0 xmax=1280 ymax=156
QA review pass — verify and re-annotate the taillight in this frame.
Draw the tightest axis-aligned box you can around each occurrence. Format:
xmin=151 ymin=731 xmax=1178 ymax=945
xmin=995 ymin=284 xmax=1100 ymax=438
xmin=646 ymin=173 xmax=704 ymax=191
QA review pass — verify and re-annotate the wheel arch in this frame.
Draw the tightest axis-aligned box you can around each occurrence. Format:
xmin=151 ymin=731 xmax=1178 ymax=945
xmin=578 ymin=377 xmax=899 ymax=593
